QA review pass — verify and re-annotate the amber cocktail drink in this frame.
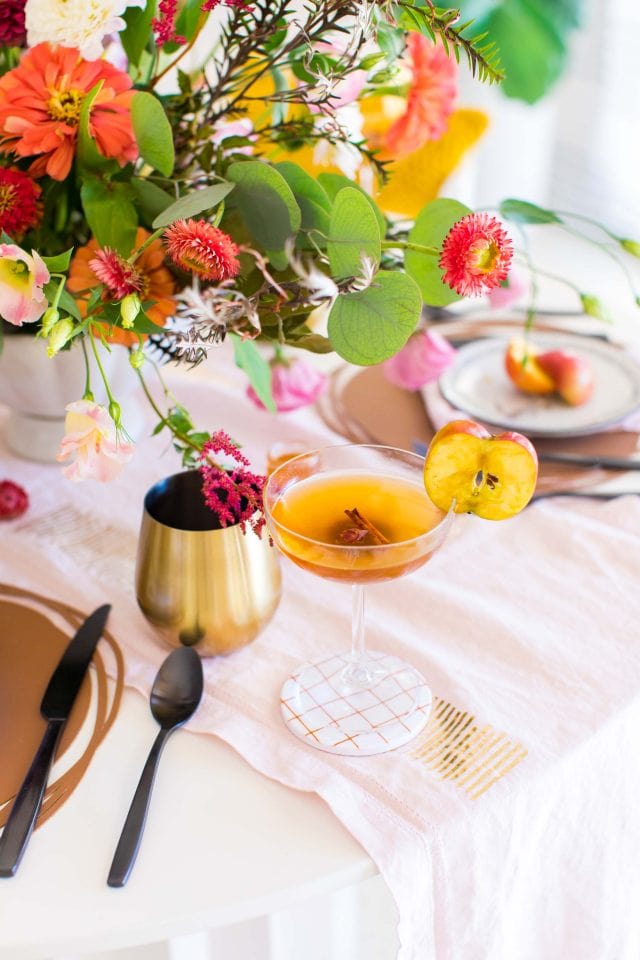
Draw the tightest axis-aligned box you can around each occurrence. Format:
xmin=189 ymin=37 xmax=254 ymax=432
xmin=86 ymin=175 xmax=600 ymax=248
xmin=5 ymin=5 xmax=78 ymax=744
xmin=264 ymin=444 xmax=454 ymax=756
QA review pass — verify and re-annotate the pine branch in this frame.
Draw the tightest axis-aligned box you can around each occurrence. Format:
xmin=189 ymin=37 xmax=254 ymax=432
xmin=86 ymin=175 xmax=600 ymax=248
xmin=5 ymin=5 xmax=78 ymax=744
xmin=393 ymin=2 xmax=504 ymax=84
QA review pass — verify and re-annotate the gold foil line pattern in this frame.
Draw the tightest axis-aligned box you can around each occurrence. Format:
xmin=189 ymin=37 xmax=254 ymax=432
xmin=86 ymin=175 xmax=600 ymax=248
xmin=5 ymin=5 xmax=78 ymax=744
xmin=408 ymin=697 xmax=527 ymax=799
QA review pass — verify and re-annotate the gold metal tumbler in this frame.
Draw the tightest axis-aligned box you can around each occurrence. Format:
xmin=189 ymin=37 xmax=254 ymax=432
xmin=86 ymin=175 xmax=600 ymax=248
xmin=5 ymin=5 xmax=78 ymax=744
xmin=135 ymin=470 xmax=281 ymax=656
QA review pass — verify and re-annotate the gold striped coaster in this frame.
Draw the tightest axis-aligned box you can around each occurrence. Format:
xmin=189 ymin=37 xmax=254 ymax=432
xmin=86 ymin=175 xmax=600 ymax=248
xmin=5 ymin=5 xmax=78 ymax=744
xmin=408 ymin=697 xmax=528 ymax=799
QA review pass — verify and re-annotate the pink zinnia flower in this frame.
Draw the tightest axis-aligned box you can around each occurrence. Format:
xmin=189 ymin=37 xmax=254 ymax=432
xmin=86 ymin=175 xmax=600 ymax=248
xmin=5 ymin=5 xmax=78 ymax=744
xmin=247 ymin=357 xmax=327 ymax=413
xmin=0 ymin=242 xmax=49 ymax=326
xmin=0 ymin=43 xmax=138 ymax=181
xmin=385 ymin=34 xmax=457 ymax=157
xmin=56 ymin=400 xmax=134 ymax=482
xmin=0 ymin=0 xmax=26 ymax=47
xmin=439 ymin=212 xmax=513 ymax=298
xmin=0 ymin=167 xmax=41 ymax=239
xmin=89 ymin=248 xmax=146 ymax=299
xmin=163 ymin=219 xmax=240 ymax=282
xmin=0 ymin=479 xmax=29 ymax=520
xmin=382 ymin=330 xmax=456 ymax=391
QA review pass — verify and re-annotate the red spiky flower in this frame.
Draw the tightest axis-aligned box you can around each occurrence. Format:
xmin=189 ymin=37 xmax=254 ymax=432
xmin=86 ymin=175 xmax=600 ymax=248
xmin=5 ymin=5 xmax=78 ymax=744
xmin=199 ymin=431 xmax=266 ymax=537
xmin=163 ymin=219 xmax=240 ymax=282
xmin=439 ymin=212 xmax=513 ymax=297
xmin=0 ymin=167 xmax=41 ymax=238
xmin=89 ymin=248 xmax=146 ymax=299
xmin=0 ymin=0 xmax=27 ymax=47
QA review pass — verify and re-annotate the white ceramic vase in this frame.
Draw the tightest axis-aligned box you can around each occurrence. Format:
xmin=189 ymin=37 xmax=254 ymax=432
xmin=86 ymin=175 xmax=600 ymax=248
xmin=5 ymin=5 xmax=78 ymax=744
xmin=0 ymin=335 xmax=139 ymax=462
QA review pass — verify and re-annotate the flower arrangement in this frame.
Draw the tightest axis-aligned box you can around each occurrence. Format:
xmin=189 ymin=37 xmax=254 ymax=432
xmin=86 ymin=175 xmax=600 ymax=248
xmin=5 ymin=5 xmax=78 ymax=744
xmin=0 ymin=0 xmax=638 ymax=486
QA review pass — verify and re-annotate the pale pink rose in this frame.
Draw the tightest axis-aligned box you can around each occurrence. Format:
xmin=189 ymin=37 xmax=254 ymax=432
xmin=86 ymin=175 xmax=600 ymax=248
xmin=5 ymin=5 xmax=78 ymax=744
xmin=382 ymin=330 xmax=456 ymax=391
xmin=56 ymin=400 xmax=134 ymax=481
xmin=247 ymin=358 xmax=328 ymax=413
xmin=487 ymin=268 xmax=528 ymax=309
xmin=0 ymin=243 xmax=49 ymax=326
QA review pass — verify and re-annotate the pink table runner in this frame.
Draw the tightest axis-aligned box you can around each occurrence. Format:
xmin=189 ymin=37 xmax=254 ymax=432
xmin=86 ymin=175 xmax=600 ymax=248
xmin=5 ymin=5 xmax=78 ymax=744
xmin=2 ymin=363 xmax=640 ymax=959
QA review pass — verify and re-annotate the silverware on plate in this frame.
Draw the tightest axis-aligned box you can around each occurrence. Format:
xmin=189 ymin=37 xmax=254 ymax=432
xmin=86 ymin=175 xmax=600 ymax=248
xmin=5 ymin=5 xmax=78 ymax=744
xmin=0 ymin=604 xmax=111 ymax=877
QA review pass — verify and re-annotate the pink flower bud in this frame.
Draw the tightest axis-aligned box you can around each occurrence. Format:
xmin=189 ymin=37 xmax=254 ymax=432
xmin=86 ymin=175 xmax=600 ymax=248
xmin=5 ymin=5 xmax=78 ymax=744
xmin=0 ymin=480 xmax=29 ymax=520
xmin=382 ymin=330 xmax=456 ymax=391
xmin=247 ymin=358 xmax=328 ymax=413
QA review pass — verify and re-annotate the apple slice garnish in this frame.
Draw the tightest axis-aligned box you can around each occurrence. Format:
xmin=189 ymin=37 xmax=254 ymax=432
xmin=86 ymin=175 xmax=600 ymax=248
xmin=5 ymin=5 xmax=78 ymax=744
xmin=423 ymin=419 xmax=538 ymax=520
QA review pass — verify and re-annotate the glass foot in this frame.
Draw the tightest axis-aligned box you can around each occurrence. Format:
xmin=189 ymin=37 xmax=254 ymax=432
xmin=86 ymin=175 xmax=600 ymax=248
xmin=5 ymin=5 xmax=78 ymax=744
xmin=280 ymin=651 xmax=432 ymax=756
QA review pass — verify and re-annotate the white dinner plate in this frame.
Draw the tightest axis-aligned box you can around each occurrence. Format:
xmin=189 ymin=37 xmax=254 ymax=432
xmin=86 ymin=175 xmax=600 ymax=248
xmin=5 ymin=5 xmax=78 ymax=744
xmin=437 ymin=333 xmax=640 ymax=438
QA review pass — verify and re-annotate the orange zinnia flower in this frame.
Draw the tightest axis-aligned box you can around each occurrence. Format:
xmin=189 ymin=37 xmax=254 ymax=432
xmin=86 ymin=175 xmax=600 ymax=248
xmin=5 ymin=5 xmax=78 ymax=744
xmin=385 ymin=34 xmax=457 ymax=157
xmin=67 ymin=229 xmax=177 ymax=346
xmin=0 ymin=43 xmax=138 ymax=180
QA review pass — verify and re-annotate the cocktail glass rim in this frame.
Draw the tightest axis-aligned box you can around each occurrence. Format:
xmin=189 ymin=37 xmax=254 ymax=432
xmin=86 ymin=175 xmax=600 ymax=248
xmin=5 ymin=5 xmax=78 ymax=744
xmin=264 ymin=441 xmax=455 ymax=552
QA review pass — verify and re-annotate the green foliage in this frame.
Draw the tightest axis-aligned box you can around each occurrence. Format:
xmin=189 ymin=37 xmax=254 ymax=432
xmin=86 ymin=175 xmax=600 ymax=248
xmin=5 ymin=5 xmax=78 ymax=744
xmin=456 ymin=0 xmax=583 ymax=102
xmin=499 ymin=198 xmax=561 ymax=224
xmin=328 ymin=271 xmax=422 ymax=365
xmin=80 ymin=179 xmax=138 ymax=255
xmin=120 ymin=0 xmax=155 ymax=68
xmin=131 ymin=178 xmax=174 ymax=226
xmin=274 ymin=162 xmax=331 ymax=238
xmin=230 ymin=333 xmax=276 ymax=412
xmin=405 ymin=199 xmax=470 ymax=306
xmin=226 ymin=160 xmax=302 ymax=256
xmin=76 ymin=82 xmax=119 ymax=175
xmin=327 ymin=188 xmax=381 ymax=281
xmin=41 ymin=250 xmax=73 ymax=273
xmin=152 ymin=182 xmax=235 ymax=228
xmin=318 ymin=174 xmax=386 ymax=235
xmin=131 ymin=92 xmax=175 ymax=177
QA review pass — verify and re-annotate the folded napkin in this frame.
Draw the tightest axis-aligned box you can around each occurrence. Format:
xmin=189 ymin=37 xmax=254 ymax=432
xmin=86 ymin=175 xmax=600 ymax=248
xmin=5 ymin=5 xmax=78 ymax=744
xmin=3 ymin=366 xmax=640 ymax=960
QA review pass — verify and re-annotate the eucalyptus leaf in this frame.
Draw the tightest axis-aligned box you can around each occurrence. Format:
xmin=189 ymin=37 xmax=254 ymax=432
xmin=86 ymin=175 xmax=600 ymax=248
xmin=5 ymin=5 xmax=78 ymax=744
xmin=230 ymin=333 xmax=276 ymax=413
xmin=405 ymin=198 xmax=471 ymax=307
xmin=327 ymin=187 xmax=381 ymax=280
xmin=274 ymin=161 xmax=331 ymax=236
xmin=131 ymin=178 xmax=174 ymax=225
xmin=317 ymin=173 xmax=386 ymax=234
xmin=131 ymin=92 xmax=175 ymax=177
xmin=328 ymin=270 xmax=422 ymax=365
xmin=499 ymin=198 xmax=561 ymax=224
xmin=227 ymin=161 xmax=301 ymax=255
xmin=152 ymin=182 xmax=235 ymax=228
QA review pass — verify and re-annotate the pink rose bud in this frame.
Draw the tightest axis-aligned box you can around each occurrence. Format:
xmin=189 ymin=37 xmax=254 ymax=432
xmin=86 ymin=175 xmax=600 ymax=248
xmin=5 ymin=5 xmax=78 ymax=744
xmin=0 ymin=480 xmax=29 ymax=520
xmin=247 ymin=358 xmax=328 ymax=413
xmin=382 ymin=330 xmax=456 ymax=391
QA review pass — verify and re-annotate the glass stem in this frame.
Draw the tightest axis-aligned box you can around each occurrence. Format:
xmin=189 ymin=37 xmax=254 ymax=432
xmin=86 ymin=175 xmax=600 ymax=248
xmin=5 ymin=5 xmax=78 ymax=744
xmin=341 ymin=584 xmax=374 ymax=689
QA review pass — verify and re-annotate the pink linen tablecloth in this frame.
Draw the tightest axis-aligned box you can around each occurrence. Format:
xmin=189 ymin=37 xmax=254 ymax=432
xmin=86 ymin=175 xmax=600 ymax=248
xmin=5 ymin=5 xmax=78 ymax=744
xmin=2 ymin=359 xmax=640 ymax=960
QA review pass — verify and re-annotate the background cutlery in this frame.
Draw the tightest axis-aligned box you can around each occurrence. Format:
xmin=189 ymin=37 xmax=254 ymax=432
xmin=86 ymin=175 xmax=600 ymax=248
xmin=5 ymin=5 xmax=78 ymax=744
xmin=0 ymin=603 xmax=111 ymax=877
xmin=107 ymin=646 xmax=203 ymax=888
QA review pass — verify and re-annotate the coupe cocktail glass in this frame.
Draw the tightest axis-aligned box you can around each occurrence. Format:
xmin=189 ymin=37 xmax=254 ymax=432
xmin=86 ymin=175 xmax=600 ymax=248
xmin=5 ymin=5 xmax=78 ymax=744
xmin=264 ymin=444 xmax=454 ymax=756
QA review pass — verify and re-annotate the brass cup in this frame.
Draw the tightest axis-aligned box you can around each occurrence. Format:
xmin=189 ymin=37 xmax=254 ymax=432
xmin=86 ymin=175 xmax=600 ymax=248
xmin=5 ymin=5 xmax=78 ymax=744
xmin=135 ymin=470 xmax=282 ymax=656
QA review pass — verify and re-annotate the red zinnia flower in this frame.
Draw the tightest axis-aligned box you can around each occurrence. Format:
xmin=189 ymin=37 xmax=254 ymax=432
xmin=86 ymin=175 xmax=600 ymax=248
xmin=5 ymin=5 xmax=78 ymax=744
xmin=0 ymin=0 xmax=27 ymax=48
xmin=0 ymin=167 xmax=41 ymax=238
xmin=163 ymin=219 xmax=240 ymax=282
xmin=439 ymin=212 xmax=513 ymax=297
xmin=0 ymin=43 xmax=138 ymax=181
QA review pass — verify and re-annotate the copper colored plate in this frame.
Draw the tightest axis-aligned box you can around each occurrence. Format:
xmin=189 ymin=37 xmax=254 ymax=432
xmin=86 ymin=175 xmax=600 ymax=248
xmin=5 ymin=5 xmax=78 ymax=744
xmin=316 ymin=364 xmax=640 ymax=496
xmin=0 ymin=585 xmax=124 ymax=829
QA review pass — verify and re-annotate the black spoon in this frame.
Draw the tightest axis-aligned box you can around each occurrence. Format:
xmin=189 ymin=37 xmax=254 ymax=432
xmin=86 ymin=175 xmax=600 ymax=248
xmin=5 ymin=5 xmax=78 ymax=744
xmin=107 ymin=646 xmax=204 ymax=887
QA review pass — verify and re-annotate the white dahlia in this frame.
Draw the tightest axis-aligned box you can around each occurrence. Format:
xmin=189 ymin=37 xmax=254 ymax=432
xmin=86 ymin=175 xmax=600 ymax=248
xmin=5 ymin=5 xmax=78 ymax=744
xmin=25 ymin=0 xmax=144 ymax=61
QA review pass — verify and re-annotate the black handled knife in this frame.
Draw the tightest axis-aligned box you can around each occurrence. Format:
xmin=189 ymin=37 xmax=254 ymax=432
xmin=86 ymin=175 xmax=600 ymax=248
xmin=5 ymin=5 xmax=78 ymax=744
xmin=0 ymin=603 xmax=111 ymax=877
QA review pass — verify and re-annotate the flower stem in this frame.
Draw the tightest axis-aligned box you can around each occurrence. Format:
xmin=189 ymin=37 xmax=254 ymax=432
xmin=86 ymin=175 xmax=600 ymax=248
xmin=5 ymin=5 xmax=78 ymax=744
xmin=80 ymin=338 xmax=94 ymax=401
xmin=380 ymin=240 xmax=439 ymax=256
xmin=129 ymin=227 xmax=165 ymax=264
xmin=149 ymin=13 xmax=208 ymax=89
